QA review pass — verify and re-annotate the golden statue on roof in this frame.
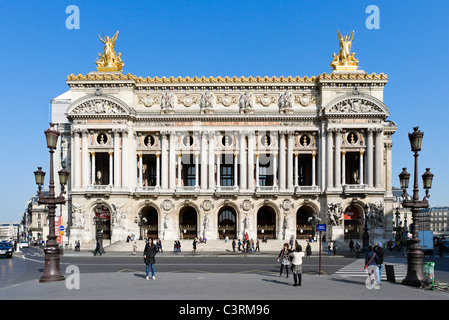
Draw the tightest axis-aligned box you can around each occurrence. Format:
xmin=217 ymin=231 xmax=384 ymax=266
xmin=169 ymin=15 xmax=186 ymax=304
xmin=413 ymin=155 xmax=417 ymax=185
xmin=330 ymin=29 xmax=359 ymax=71
xmin=95 ymin=31 xmax=124 ymax=72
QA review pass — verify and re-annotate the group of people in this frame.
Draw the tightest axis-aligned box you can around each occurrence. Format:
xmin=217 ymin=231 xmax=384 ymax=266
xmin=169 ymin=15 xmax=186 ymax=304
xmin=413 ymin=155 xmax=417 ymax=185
xmin=232 ymin=238 xmax=259 ymax=253
xmin=348 ymin=239 xmax=362 ymax=257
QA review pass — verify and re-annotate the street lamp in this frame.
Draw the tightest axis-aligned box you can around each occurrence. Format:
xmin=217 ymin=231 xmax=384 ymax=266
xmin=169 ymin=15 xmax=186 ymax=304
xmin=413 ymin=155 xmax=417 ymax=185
xmin=34 ymin=123 xmax=69 ymax=283
xmin=93 ymin=203 xmax=106 ymax=253
xmin=399 ymin=127 xmax=434 ymax=287
xmin=362 ymin=204 xmax=370 ymax=252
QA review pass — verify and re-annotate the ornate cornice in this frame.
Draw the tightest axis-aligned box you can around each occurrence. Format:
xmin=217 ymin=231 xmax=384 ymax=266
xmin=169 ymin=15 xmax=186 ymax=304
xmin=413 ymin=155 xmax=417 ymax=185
xmin=66 ymin=72 xmax=388 ymax=84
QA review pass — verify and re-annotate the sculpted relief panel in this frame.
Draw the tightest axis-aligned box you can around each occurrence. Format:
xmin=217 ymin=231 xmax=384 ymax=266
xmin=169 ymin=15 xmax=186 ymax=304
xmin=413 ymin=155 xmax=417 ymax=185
xmin=71 ymin=99 xmax=127 ymax=115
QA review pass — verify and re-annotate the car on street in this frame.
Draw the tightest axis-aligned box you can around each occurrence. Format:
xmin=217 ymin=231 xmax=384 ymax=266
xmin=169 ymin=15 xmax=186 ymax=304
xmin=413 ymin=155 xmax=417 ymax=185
xmin=19 ymin=241 xmax=29 ymax=249
xmin=0 ymin=241 xmax=14 ymax=258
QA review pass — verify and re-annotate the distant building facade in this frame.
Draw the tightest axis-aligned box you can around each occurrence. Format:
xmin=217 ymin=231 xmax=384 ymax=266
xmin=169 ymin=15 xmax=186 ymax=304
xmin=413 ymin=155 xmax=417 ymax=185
xmin=420 ymin=207 xmax=449 ymax=237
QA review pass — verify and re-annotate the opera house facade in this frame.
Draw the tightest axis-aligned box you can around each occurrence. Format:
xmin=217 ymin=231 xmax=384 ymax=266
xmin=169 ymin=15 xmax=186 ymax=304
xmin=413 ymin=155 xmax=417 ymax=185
xmin=50 ymin=31 xmax=396 ymax=245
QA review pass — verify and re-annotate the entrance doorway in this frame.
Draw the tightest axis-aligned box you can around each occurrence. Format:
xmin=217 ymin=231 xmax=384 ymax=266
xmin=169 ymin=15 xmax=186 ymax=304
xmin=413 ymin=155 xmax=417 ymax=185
xmin=257 ymin=206 xmax=277 ymax=239
xmin=344 ymin=205 xmax=362 ymax=240
xmin=179 ymin=206 xmax=197 ymax=239
xmin=141 ymin=206 xmax=158 ymax=239
xmin=296 ymin=206 xmax=314 ymax=239
xmin=218 ymin=207 xmax=237 ymax=239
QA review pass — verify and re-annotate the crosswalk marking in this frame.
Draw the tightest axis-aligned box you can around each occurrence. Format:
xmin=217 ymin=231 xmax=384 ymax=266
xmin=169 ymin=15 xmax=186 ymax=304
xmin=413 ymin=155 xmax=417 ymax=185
xmin=335 ymin=259 xmax=406 ymax=281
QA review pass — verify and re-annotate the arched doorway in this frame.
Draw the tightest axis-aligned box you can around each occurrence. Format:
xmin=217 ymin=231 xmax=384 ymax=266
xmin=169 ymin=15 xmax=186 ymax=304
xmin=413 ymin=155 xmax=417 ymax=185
xmin=344 ymin=205 xmax=362 ymax=239
xmin=140 ymin=206 xmax=158 ymax=239
xmin=218 ymin=207 xmax=237 ymax=239
xmin=296 ymin=205 xmax=315 ymax=239
xmin=94 ymin=204 xmax=111 ymax=240
xmin=179 ymin=206 xmax=197 ymax=239
xmin=257 ymin=206 xmax=277 ymax=239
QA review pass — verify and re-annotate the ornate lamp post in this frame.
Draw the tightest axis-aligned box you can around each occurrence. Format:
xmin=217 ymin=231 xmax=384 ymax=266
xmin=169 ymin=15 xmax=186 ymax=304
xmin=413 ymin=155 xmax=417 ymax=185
xmin=399 ymin=127 xmax=434 ymax=287
xmin=362 ymin=204 xmax=370 ymax=252
xmin=393 ymin=208 xmax=402 ymax=242
xmin=34 ymin=123 xmax=69 ymax=283
xmin=93 ymin=203 xmax=106 ymax=253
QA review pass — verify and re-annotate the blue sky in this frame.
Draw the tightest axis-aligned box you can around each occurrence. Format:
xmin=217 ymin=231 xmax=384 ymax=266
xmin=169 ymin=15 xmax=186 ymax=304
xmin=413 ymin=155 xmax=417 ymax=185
xmin=0 ymin=0 xmax=448 ymax=222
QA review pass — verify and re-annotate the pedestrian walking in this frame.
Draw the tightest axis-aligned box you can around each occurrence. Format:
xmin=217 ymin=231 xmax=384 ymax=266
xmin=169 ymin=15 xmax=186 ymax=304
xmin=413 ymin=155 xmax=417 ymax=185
xmin=306 ymin=242 xmax=312 ymax=258
xmin=238 ymin=239 xmax=242 ymax=252
xmin=192 ymin=237 xmax=198 ymax=254
xmin=132 ymin=241 xmax=137 ymax=255
xmin=349 ymin=239 xmax=354 ymax=252
xmin=232 ymin=239 xmax=236 ymax=252
xmin=290 ymin=245 xmax=305 ymax=286
xmin=355 ymin=242 xmax=361 ymax=258
xmin=364 ymin=245 xmax=380 ymax=287
xmin=156 ymin=239 xmax=163 ymax=253
xmin=333 ymin=241 xmax=337 ymax=255
xmin=255 ymin=239 xmax=260 ymax=252
xmin=327 ymin=241 xmax=333 ymax=255
xmin=143 ymin=238 xmax=158 ymax=280
xmin=174 ymin=240 xmax=178 ymax=253
xmin=374 ymin=242 xmax=384 ymax=285
xmin=278 ymin=243 xmax=292 ymax=278
xmin=93 ymin=241 xmax=102 ymax=256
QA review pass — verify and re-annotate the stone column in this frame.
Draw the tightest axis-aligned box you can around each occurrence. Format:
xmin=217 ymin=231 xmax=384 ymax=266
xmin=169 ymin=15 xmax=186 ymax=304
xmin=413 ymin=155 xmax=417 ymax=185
xmin=208 ymin=132 xmax=215 ymax=190
xmin=255 ymin=153 xmax=259 ymax=187
xmin=279 ymin=132 xmax=286 ymax=191
xmin=81 ymin=130 xmax=89 ymax=188
xmin=287 ymin=132 xmax=294 ymax=190
xmin=216 ymin=153 xmax=221 ymax=187
xmin=156 ymin=153 xmax=160 ymax=187
xmin=359 ymin=151 xmax=364 ymax=185
xmin=334 ymin=129 xmax=342 ymax=189
xmin=169 ymin=132 xmax=176 ymax=189
xmin=161 ymin=132 xmax=168 ymax=189
xmin=374 ymin=128 xmax=383 ymax=188
xmin=73 ymin=130 xmax=80 ymax=189
xmin=121 ymin=129 xmax=128 ymax=189
xmin=201 ymin=132 xmax=208 ymax=190
xmin=273 ymin=152 xmax=277 ymax=187
xmin=234 ymin=153 xmax=238 ymax=187
xmin=239 ymin=131 xmax=247 ymax=190
xmin=294 ymin=153 xmax=299 ymax=187
xmin=109 ymin=151 xmax=113 ymax=186
xmin=341 ymin=151 xmax=346 ymax=185
xmin=319 ymin=127 xmax=326 ymax=189
xmin=326 ymin=129 xmax=334 ymax=189
xmin=138 ymin=153 xmax=143 ymax=187
xmin=366 ymin=128 xmax=374 ymax=188
xmin=177 ymin=153 xmax=182 ymax=187
xmin=91 ymin=152 xmax=96 ymax=185
xmin=113 ymin=130 xmax=120 ymax=188
xmin=312 ymin=152 xmax=316 ymax=186
xmin=195 ymin=153 xmax=199 ymax=187
xmin=247 ymin=132 xmax=255 ymax=190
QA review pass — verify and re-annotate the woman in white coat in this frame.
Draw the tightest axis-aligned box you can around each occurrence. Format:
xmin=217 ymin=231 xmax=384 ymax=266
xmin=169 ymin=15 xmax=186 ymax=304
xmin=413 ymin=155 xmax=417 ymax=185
xmin=290 ymin=245 xmax=305 ymax=286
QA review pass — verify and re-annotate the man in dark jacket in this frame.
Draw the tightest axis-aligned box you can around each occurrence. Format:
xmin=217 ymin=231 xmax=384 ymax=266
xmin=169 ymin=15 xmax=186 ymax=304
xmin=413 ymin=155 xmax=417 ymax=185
xmin=374 ymin=242 xmax=385 ymax=285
